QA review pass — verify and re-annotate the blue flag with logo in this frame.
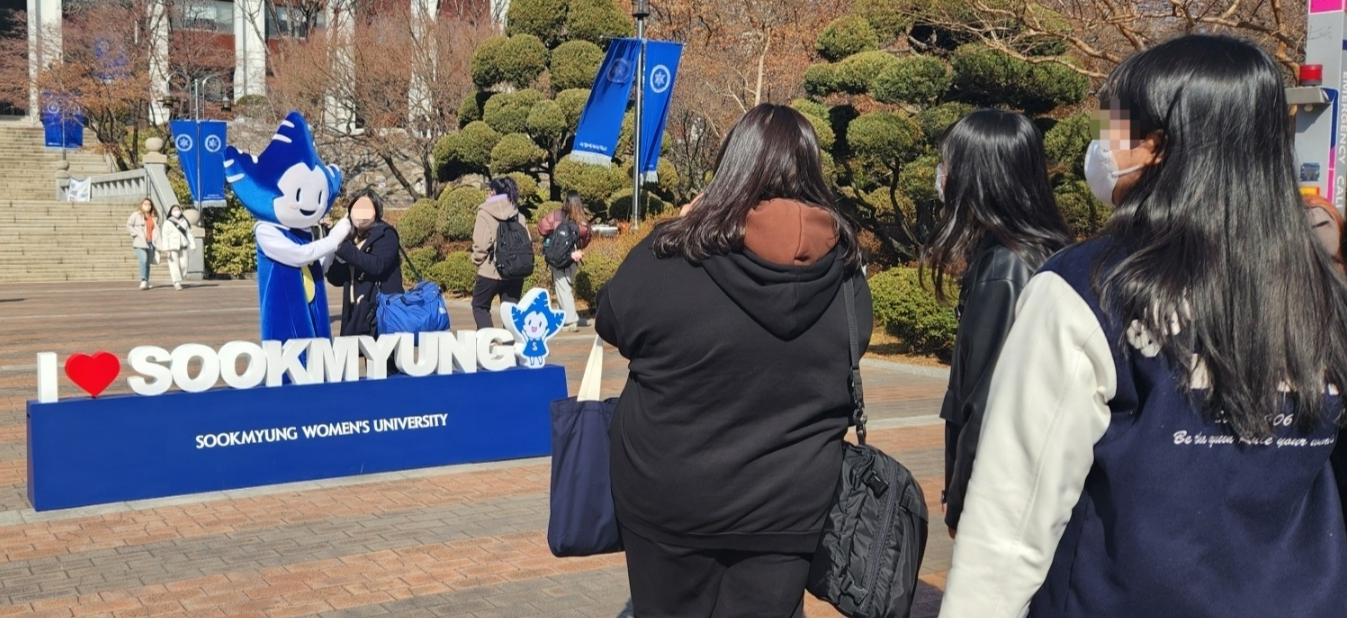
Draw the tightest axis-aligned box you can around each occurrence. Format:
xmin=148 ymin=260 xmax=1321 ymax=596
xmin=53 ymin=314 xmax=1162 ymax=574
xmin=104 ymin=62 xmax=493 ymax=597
xmin=40 ymin=93 xmax=84 ymax=150
xmin=172 ymin=120 xmax=229 ymax=205
xmin=571 ymin=38 xmax=640 ymax=166
xmin=638 ymin=41 xmax=683 ymax=182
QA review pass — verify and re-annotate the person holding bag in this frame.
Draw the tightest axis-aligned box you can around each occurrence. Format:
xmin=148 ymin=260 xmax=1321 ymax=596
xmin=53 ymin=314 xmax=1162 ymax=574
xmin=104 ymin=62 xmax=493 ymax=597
xmin=596 ymin=104 xmax=872 ymax=617
xmin=161 ymin=205 xmax=197 ymax=291
xmin=326 ymin=188 xmax=401 ymax=338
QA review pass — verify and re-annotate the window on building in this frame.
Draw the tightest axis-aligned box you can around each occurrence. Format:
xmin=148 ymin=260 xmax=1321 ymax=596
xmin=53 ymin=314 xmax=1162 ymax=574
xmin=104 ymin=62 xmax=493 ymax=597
xmin=266 ymin=5 xmax=327 ymax=39
xmin=176 ymin=0 xmax=233 ymax=33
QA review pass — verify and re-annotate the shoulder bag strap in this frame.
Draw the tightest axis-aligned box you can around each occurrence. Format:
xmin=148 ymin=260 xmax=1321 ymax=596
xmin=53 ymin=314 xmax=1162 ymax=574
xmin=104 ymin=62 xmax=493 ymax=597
xmin=843 ymin=276 xmax=868 ymax=445
xmin=577 ymin=336 xmax=605 ymax=402
xmin=397 ymin=244 xmax=423 ymax=282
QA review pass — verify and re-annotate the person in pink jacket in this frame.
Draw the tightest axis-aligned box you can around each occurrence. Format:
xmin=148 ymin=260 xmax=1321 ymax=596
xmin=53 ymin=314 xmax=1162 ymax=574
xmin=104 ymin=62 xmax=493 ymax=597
xmin=537 ymin=192 xmax=592 ymax=331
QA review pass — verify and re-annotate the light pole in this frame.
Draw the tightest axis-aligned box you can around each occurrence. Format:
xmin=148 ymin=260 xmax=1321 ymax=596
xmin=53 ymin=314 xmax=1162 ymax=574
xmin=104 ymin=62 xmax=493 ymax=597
xmin=631 ymin=0 xmax=649 ymax=229
xmin=190 ymin=75 xmax=221 ymax=210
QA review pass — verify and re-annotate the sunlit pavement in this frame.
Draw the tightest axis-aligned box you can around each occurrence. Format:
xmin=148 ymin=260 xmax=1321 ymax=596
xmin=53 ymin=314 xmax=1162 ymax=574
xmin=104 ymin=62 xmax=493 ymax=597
xmin=0 ymin=280 xmax=949 ymax=617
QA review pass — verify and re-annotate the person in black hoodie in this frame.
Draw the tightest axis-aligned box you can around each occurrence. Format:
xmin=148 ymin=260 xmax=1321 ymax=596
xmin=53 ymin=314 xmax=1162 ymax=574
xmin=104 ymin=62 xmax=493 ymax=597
xmin=596 ymin=104 xmax=872 ymax=618
xmin=926 ymin=110 xmax=1071 ymax=538
xmin=326 ymin=188 xmax=403 ymax=337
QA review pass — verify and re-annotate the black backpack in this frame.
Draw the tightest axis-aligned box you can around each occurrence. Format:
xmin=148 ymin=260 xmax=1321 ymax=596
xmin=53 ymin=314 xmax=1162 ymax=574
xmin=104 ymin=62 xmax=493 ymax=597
xmin=807 ymin=276 xmax=929 ymax=618
xmin=493 ymin=214 xmax=535 ymax=280
xmin=543 ymin=217 xmax=582 ymax=269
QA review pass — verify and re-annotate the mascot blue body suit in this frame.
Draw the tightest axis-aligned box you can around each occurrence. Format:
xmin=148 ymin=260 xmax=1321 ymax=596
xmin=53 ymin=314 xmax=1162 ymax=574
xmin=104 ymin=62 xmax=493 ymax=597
xmin=224 ymin=112 xmax=350 ymax=342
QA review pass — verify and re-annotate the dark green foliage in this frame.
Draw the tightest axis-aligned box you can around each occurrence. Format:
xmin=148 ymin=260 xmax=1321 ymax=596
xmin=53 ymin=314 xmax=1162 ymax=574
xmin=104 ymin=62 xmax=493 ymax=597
xmin=872 ymin=56 xmax=950 ymax=106
xmin=847 ymin=111 xmax=923 ymax=167
xmin=566 ymin=0 xmax=633 ymax=44
xmin=399 ymin=200 xmax=440 ymax=248
xmin=471 ymin=34 xmax=548 ymax=89
xmin=555 ymin=88 xmax=591 ymax=128
xmin=869 ymin=267 xmax=959 ymax=357
xmin=434 ymin=121 xmax=501 ymax=181
xmin=549 ymin=40 xmax=605 ymax=91
xmin=803 ymin=63 xmax=840 ymax=97
xmin=917 ymin=101 xmax=975 ymax=143
xmin=816 ymin=16 xmax=879 ymax=62
xmin=457 ymin=91 xmax=490 ymax=128
xmin=1054 ymin=177 xmax=1109 ymax=237
xmin=554 ymin=154 xmax=627 ymax=209
xmin=575 ymin=251 xmax=620 ymax=305
xmin=483 ymin=89 xmax=546 ymax=135
xmin=833 ymin=50 xmax=900 ymax=94
xmin=950 ymin=44 xmax=1088 ymax=114
xmin=490 ymin=133 xmax=548 ymax=174
xmin=505 ymin=0 xmax=568 ymax=48
xmin=201 ymin=197 xmax=257 ymax=277
xmin=403 ymin=246 xmax=439 ymax=284
xmin=1044 ymin=112 xmax=1094 ymax=176
xmin=790 ymin=98 xmax=831 ymax=122
xmin=429 ymin=252 xmax=478 ymax=297
xmin=527 ymin=99 xmax=569 ymax=145
xmin=849 ymin=0 xmax=912 ymax=46
xmin=437 ymin=186 xmax=487 ymax=241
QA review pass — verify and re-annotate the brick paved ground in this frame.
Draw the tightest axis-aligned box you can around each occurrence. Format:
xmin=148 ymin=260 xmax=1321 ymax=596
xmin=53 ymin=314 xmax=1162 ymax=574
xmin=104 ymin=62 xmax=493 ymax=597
xmin=0 ymin=281 xmax=951 ymax=617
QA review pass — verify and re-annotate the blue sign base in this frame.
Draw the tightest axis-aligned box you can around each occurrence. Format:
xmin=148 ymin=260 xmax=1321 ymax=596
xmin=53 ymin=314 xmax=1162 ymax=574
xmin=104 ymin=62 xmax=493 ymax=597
xmin=27 ymin=366 xmax=567 ymax=511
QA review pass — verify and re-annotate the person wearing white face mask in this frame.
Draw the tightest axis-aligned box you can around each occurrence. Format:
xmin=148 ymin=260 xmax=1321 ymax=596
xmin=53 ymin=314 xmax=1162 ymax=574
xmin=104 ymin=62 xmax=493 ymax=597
xmin=938 ymin=35 xmax=1347 ymax=618
xmin=126 ymin=198 xmax=159 ymax=290
xmin=161 ymin=205 xmax=196 ymax=290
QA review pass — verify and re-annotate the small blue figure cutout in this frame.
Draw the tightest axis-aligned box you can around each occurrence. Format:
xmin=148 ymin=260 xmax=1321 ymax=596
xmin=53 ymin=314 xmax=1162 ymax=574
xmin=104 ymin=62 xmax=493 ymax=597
xmin=501 ymin=288 xmax=566 ymax=369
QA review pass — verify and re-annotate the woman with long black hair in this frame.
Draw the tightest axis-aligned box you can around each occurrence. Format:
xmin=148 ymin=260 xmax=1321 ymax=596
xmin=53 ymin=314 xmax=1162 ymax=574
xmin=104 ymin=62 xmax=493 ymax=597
xmin=939 ymin=35 xmax=1347 ymax=618
xmin=596 ymin=104 xmax=871 ymax=617
xmin=928 ymin=109 xmax=1072 ymax=539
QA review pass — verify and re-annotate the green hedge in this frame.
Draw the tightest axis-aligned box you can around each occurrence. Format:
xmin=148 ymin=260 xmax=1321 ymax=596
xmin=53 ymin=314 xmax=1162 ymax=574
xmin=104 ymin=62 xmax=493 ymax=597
xmin=816 ymin=15 xmax=878 ymax=63
xmin=201 ymin=197 xmax=257 ymax=277
xmin=403 ymin=246 xmax=439 ymax=285
xmin=575 ymin=251 xmax=620 ymax=306
xmin=869 ymin=267 xmax=959 ymax=357
xmin=430 ymin=251 xmax=478 ymax=296
xmin=437 ymin=186 xmax=486 ymax=241
xmin=400 ymin=199 xmax=440 ymax=248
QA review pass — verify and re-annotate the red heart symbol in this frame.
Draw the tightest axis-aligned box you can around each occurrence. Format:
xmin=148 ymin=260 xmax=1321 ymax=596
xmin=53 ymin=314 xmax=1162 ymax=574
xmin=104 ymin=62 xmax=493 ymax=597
xmin=65 ymin=352 xmax=121 ymax=398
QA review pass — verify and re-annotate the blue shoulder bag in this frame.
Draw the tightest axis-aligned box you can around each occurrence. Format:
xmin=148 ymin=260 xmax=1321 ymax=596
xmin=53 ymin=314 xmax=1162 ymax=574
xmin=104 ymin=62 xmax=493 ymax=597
xmin=375 ymin=246 xmax=450 ymax=337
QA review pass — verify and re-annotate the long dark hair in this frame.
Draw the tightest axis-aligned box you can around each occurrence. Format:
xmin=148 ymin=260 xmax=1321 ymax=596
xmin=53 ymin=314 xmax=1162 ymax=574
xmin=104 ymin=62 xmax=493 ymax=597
xmin=925 ymin=109 xmax=1071 ymax=303
xmin=488 ymin=177 xmax=520 ymax=206
xmin=650 ymin=104 xmax=862 ymax=268
xmin=562 ymin=191 xmax=586 ymax=223
xmin=1098 ymin=34 xmax=1347 ymax=439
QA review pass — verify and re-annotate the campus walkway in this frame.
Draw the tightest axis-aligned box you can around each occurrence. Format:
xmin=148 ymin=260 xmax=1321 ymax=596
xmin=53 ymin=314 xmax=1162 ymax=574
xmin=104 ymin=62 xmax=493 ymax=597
xmin=0 ymin=281 xmax=950 ymax=617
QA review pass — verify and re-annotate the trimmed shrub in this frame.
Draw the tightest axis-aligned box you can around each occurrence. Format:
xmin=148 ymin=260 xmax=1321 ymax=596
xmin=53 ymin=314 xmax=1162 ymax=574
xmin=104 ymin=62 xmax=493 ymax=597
xmin=471 ymin=34 xmax=548 ymax=89
xmin=872 ymin=56 xmax=950 ymax=106
xmin=429 ymin=251 xmax=478 ymax=297
xmin=202 ymin=197 xmax=257 ymax=277
xmin=525 ymin=254 xmax=552 ymax=293
xmin=816 ymin=16 xmax=879 ymax=62
xmin=437 ymin=186 xmax=487 ymax=241
xmin=490 ymin=132 xmax=548 ymax=174
xmin=917 ymin=101 xmax=974 ymax=143
xmin=554 ymin=154 xmax=627 ymax=207
xmin=402 ymin=246 xmax=439 ymax=285
xmin=434 ymin=120 xmax=501 ymax=181
xmin=847 ymin=111 xmax=924 ymax=166
xmin=802 ymin=112 xmax=836 ymax=151
xmin=1044 ymin=112 xmax=1094 ymax=176
xmin=399 ymin=199 xmax=440 ymax=248
xmin=850 ymin=0 xmax=912 ymax=46
xmin=505 ymin=0 xmax=568 ymax=47
xmin=803 ymin=63 xmax=840 ymax=97
xmin=555 ymin=88 xmax=591 ymax=128
xmin=833 ymin=51 xmax=900 ymax=94
xmin=526 ymin=99 xmax=569 ymax=144
xmin=457 ymin=91 xmax=489 ymax=127
xmin=532 ymin=200 xmax=562 ymax=225
xmin=575 ymin=249 xmax=620 ymax=306
xmin=1054 ymin=177 xmax=1109 ymax=237
xmin=483 ymin=89 xmax=546 ymax=135
xmin=950 ymin=44 xmax=1088 ymax=114
xmin=549 ymin=40 xmax=605 ymax=91
xmin=790 ymin=98 xmax=831 ymax=122
xmin=566 ymin=0 xmax=633 ymax=44
xmin=869 ymin=267 xmax=959 ymax=357
xmin=896 ymin=153 xmax=942 ymax=212
xmin=606 ymin=189 xmax=669 ymax=221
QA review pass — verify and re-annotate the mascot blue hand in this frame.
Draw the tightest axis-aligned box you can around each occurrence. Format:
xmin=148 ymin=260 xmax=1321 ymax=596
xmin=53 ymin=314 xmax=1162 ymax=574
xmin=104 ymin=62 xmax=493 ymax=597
xmin=224 ymin=111 xmax=347 ymax=346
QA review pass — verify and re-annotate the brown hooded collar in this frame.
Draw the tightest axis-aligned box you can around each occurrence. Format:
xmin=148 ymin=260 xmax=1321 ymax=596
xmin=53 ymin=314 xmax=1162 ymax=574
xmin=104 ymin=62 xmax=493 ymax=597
xmin=742 ymin=198 xmax=839 ymax=266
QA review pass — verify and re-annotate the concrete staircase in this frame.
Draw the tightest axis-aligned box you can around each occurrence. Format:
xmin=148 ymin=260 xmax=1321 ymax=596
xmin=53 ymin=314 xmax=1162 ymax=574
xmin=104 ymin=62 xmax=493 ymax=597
xmin=0 ymin=118 xmax=139 ymax=283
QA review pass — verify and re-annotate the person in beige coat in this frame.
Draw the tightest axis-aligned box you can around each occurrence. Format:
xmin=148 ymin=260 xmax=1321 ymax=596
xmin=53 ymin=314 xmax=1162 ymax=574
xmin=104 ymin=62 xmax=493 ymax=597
xmin=470 ymin=177 xmax=530 ymax=328
xmin=161 ymin=205 xmax=197 ymax=290
xmin=126 ymin=198 xmax=158 ymax=290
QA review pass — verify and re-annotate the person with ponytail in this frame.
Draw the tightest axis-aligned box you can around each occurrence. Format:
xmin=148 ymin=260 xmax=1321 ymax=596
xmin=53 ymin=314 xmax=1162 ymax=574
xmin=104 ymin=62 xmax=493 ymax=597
xmin=940 ymin=35 xmax=1347 ymax=618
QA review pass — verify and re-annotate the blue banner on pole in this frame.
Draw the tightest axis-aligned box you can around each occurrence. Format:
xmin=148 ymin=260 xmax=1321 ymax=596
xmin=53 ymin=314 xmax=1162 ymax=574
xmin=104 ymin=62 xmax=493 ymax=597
xmin=638 ymin=41 xmax=683 ymax=182
xmin=172 ymin=120 xmax=229 ymax=205
xmin=40 ymin=93 xmax=84 ymax=150
xmin=571 ymin=38 xmax=640 ymax=166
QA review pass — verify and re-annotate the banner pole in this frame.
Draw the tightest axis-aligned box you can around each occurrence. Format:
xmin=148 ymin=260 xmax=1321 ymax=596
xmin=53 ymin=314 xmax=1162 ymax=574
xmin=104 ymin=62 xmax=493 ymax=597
xmin=632 ymin=2 xmax=650 ymax=230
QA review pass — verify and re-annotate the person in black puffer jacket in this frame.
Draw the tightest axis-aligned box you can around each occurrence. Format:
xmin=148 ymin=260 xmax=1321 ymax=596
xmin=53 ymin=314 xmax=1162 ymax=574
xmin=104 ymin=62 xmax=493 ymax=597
xmin=596 ymin=104 xmax=872 ymax=618
xmin=326 ymin=187 xmax=403 ymax=337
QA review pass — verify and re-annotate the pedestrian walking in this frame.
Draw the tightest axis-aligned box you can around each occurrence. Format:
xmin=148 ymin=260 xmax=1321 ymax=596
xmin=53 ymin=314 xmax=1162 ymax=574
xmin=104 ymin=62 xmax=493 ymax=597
xmin=161 ymin=205 xmax=196 ymax=290
xmin=126 ymin=198 xmax=158 ymax=290
xmin=470 ymin=177 xmax=532 ymax=329
xmin=927 ymin=109 xmax=1072 ymax=539
xmin=538 ymin=192 xmax=592 ymax=331
xmin=939 ymin=35 xmax=1347 ymax=618
xmin=596 ymin=104 xmax=872 ymax=618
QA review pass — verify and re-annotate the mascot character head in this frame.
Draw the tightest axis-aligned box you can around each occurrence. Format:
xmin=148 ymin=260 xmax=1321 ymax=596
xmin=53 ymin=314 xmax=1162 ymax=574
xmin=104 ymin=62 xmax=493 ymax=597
xmin=223 ymin=111 xmax=341 ymax=229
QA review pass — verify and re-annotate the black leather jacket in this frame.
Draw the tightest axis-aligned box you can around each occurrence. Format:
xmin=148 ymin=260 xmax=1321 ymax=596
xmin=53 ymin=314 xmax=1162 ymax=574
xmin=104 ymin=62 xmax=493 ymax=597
xmin=941 ymin=243 xmax=1036 ymax=531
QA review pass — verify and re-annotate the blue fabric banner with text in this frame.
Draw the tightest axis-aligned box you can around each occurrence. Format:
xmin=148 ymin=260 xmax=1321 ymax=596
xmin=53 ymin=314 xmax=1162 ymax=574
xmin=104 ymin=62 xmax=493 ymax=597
xmin=172 ymin=120 xmax=229 ymax=205
xmin=571 ymin=38 xmax=640 ymax=166
xmin=638 ymin=41 xmax=683 ymax=182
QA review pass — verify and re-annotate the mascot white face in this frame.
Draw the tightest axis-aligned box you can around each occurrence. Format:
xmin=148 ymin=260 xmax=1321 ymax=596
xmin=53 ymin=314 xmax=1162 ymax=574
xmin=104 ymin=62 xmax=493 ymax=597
xmin=272 ymin=163 xmax=333 ymax=229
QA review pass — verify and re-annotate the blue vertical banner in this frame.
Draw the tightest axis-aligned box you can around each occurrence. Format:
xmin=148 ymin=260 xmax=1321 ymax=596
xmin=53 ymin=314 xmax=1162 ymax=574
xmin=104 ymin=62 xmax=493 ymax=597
xmin=172 ymin=120 xmax=229 ymax=206
xmin=638 ymin=41 xmax=683 ymax=182
xmin=571 ymin=38 xmax=640 ymax=165
xmin=40 ymin=93 xmax=84 ymax=150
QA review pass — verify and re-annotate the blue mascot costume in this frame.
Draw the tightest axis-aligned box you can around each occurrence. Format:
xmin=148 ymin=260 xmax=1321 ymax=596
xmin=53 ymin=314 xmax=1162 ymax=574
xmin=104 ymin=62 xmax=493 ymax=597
xmin=224 ymin=112 xmax=350 ymax=342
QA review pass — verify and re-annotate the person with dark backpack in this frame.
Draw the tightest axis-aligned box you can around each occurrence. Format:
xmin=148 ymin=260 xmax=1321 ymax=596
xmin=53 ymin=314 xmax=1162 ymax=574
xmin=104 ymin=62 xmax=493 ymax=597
xmin=538 ymin=192 xmax=592 ymax=331
xmin=471 ymin=177 xmax=532 ymax=328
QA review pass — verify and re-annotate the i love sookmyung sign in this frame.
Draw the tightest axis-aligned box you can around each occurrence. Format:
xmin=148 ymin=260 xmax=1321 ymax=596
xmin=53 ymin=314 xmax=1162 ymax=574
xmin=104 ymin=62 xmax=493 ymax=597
xmin=26 ymin=289 xmax=571 ymax=511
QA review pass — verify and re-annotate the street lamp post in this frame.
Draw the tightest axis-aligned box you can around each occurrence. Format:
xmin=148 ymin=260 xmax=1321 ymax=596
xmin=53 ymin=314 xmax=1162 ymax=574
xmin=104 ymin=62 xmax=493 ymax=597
xmin=190 ymin=75 xmax=221 ymax=210
xmin=631 ymin=0 xmax=650 ymax=230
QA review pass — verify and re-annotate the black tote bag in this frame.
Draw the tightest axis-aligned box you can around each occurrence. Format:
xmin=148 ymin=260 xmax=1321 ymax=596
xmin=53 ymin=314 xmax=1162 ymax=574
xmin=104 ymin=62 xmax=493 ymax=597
xmin=547 ymin=336 xmax=624 ymax=557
